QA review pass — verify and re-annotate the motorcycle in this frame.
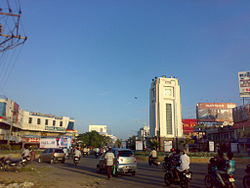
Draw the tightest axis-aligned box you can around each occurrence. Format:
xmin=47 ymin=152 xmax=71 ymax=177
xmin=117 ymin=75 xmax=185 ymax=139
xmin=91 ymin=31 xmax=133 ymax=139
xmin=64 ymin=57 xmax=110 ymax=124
xmin=164 ymin=168 xmax=192 ymax=188
xmin=205 ymin=158 xmax=235 ymax=188
xmin=21 ymin=156 xmax=31 ymax=167
xmin=205 ymin=173 xmax=235 ymax=188
xmin=0 ymin=157 xmax=6 ymax=171
xmin=82 ymin=152 xmax=88 ymax=157
xmin=73 ymin=156 xmax=80 ymax=166
xmin=148 ymin=156 xmax=160 ymax=166
xmin=3 ymin=158 xmax=24 ymax=171
xmin=243 ymin=164 xmax=250 ymax=188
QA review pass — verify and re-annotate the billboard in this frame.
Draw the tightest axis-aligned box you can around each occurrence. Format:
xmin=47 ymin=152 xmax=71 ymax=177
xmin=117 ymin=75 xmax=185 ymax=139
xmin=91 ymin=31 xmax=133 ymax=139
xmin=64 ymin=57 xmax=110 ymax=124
xmin=238 ymin=71 xmax=250 ymax=98
xmin=196 ymin=103 xmax=236 ymax=122
xmin=40 ymin=138 xmax=57 ymax=148
xmin=40 ymin=137 xmax=72 ymax=148
xmin=0 ymin=102 xmax=6 ymax=117
xmin=233 ymin=104 xmax=250 ymax=123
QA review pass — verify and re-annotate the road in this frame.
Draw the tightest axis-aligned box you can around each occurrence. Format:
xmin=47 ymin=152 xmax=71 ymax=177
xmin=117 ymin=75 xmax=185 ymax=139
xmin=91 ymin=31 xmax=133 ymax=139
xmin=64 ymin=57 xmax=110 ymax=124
xmin=55 ymin=156 xmax=246 ymax=188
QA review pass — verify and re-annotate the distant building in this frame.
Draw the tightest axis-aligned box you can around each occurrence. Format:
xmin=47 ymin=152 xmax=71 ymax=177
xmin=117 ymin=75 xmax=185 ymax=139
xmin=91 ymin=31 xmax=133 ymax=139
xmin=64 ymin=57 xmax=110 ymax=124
xmin=0 ymin=97 xmax=76 ymax=145
xmin=149 ymin=76 xmax=183 ymax=149
xmin=88 ymin=125 xmax=108 ymax=136
xmin=233 ymin=104 xmax=250 ymax=152
xmin=137 ymin=126 xmax=150 ymax=138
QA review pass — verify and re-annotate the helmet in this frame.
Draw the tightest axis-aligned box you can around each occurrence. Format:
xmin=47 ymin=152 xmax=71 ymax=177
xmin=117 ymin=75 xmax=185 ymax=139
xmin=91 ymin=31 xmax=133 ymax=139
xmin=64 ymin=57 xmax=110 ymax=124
xmin=170 ymin=148 xmax=175 ymax=152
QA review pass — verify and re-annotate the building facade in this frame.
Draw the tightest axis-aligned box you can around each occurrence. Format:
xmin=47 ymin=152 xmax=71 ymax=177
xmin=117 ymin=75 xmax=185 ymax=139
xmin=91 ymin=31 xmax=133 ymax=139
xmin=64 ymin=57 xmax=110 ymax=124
xmin=88 ymin=125 xmax=108 ymax=135
xmin=0 ymin=97 xmax=76 ymax=144
xmin=149 ymin=76 xmax=183 ymax=144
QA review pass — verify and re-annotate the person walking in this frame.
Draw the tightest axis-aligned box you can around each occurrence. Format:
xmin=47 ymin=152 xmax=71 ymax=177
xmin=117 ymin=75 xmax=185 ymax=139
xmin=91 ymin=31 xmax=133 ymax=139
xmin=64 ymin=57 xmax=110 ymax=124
xmin=104 ymin=147 xmax=115 ymax=179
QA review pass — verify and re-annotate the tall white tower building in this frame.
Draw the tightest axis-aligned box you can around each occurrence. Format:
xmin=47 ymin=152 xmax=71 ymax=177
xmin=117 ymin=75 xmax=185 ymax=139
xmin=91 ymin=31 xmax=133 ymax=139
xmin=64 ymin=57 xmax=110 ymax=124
xmin=149 ymin=76 xmax=183 ymax=140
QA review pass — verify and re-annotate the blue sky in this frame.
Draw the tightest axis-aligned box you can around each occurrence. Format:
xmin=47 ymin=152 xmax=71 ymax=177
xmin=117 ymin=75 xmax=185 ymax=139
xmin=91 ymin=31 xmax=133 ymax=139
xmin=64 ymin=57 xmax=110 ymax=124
xmin=0 ymin=1 xmax=250 ymax=139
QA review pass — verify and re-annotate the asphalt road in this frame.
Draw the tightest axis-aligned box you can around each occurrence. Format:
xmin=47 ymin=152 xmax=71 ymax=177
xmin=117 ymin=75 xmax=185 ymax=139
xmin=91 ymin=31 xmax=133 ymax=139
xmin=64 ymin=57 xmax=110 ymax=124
xmin=55 ymin=156 xmax=246 ymax=188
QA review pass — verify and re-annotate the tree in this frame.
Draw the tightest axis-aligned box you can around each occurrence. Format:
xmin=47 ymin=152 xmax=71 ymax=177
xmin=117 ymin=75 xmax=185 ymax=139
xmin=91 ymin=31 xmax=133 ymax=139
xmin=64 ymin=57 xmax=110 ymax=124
xmin=148 ymin=138 xmax=159 ymax=150
xmin=114 ymin=139 xmax=122 ymax=148
xmin=77 ymin=131 xmax=111 ymax=148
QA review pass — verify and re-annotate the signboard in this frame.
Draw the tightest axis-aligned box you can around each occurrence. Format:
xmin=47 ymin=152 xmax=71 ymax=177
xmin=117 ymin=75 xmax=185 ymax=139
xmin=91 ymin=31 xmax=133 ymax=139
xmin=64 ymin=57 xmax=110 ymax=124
xmin=22 ymin=137 xmax=40 ymax=143
xmin=45 ymin=126 xmax=66 ymax=131
xmin=121 ymin=141 xmax=127 ymax=149
xmin=59 ymin=136 xmax=72 ymax=148
xmin=238 ymin=71 xmax=250 ymax=98
xmin=135 ymin=141 xmax=143 ymax=151
xmin=163 ymin=140 xmax=172 ymax=152
xmin=233 ymin=104 xmax=250 ymax=123
xmin=0 ymin=102 xmax=6 ymax=117
xmin=209 ymin=141 xmax=214 ymax=152
xmin=196 ymin=103 xmax=236 ymax=122
xmin=40 ymin=138 xmax=57 ymax=148
xmin=230 ymin=143 xmax=238 ymax=153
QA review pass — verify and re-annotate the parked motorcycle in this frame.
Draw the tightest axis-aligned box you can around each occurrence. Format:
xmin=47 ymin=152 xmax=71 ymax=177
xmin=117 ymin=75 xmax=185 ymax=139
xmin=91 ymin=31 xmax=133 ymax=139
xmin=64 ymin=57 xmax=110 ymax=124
xmin=164 ymin=168 xmax=192 ymax=188
xmin=73 ymin=156 xmax=80 ymax=166
xmin=0 ymin=157 xmax=6 ymax=171
xmin=243 ymin=164 xmax=250 ymax=188
xmin=3 ymin=157 xmax=24 ymax=171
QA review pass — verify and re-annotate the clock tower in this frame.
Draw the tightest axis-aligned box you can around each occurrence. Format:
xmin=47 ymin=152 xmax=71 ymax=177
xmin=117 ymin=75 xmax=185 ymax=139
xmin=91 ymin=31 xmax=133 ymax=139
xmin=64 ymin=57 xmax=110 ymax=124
xmin=149 ymin=76 xmax=183 ymax=148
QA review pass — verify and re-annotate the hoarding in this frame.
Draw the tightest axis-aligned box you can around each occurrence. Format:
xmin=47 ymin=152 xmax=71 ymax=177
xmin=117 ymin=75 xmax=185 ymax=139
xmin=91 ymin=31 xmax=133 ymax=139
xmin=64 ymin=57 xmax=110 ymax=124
xmin=163 ymin=140 xmax=172 ymax=152
xmin=39 ymin=137 xmax=72 ymax=149
xmin=0 ymin=102 xmax=6 ymax=117
xmin=233 ymin=104 xmax=250 ymax=123
xmin=40 ymin=138 xmax=57 ymax=148
xmin=238 ymin=71 xmax=250 ymax=98
xmin=196 ymin=103 xmax=236 ymax=122
xmin=135 ymin=141 xmax=143 ymax=150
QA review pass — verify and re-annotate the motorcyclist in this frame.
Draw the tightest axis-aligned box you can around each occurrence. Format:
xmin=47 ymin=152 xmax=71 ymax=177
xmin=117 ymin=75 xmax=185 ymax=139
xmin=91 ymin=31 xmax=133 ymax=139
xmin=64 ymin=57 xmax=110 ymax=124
xmin=22 ymin=147 xmax=31 ymax=159
xmin=215 ymin=150 xmax=227 ymax=186
xmin=74 ymin=147 xmax=81 ymax=159
xmin=149 ymin=148 xmax=159 ymax=166
xmin=174 ymin=149 xmax=190 ymax=181
xmin=163 ymin=148 xmax=176 ymax=169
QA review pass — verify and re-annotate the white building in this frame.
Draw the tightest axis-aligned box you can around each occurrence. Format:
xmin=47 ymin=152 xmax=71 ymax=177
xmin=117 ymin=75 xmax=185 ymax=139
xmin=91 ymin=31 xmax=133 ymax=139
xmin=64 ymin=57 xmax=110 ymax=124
xmin=149 ymin=76 xmax=183 ymax=139
xmin=88 ymin=125 xmax=108 ymax=135
xmin=0 ymin=97 xmax=76 ymax=144
xmin=138 ymin=125 xmax=150 ymax=138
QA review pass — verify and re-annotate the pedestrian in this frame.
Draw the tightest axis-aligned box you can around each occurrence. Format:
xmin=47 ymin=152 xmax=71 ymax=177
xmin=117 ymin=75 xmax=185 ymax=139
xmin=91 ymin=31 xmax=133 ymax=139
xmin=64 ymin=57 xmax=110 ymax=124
xmin=104 ymin=147 xmax=115 ymax=179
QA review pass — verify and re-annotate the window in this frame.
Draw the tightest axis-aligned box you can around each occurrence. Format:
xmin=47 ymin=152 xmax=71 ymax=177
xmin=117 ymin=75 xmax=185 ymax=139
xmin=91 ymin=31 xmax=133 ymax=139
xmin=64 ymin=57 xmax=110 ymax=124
xmin=37 ymin=118 xmax=41 ymax=125
xmin=28 ymin=117 xmax=32 ymax=124
xmin=60 ymin=121 xmax=63 ymax=127
xmin=166 ymin=104 xmax=173 ymax=134
xmin=53 ymin=120 xmax=56 ymax=126
xmin=45 ymin=119 xmax=48 ymax=125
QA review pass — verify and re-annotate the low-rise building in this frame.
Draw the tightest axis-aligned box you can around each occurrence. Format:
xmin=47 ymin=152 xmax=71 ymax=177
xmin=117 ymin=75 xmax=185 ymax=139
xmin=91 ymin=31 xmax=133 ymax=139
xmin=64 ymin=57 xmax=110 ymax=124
xmin=0 ymin=97 xmax=76 ymax=145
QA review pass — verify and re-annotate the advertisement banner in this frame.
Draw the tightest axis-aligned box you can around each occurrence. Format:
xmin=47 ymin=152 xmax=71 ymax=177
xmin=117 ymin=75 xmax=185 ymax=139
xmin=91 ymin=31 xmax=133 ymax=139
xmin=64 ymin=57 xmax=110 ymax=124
xmin=209 ymin=141 xmax=214 ymax=152
xmin=238 ymin=71 xmax=250 ymax=98
xmin=233 ymin=104 xmax=250 ymax=123
xmin=135 ymin=141 xmax=143 ymax=151
xmin=196 ymin=103 xmax=236 ymax=122
xmin=40 ymin=138 xmax=57 ymax=148
xmin=22 ymin=137 xmax=40 ymax=143
xmin=0 ymin=102 xmax=6 ymax=117
xmin=164 ymin=140 xmax=172 ymax=152
xmin=59 ymin=136 xmax=72 ymax=148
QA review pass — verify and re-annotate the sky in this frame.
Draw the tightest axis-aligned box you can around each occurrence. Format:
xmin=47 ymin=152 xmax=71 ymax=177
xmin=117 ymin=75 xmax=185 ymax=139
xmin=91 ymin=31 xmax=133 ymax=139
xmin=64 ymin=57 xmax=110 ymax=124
xmin=0 ymin=1 xmax=250 ymax=139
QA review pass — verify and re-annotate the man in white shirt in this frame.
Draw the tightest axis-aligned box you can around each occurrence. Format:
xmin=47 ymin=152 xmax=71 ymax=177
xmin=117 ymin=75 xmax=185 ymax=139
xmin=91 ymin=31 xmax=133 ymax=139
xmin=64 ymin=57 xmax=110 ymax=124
xmin=149 ymin=148 xmax=159 ymax=166
xmin=175 ymin=149 xmax=190 ymax=181
xmin=74 ymin=148 xmax=81 ymax=158
xmin=104 ymin=147 xmax=115 ymax=179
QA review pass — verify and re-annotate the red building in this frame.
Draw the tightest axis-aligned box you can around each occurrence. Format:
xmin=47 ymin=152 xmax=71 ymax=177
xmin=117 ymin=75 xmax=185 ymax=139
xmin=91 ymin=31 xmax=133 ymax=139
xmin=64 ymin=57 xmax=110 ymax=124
xmin=182 ymin=119 xmax=198 ymax=137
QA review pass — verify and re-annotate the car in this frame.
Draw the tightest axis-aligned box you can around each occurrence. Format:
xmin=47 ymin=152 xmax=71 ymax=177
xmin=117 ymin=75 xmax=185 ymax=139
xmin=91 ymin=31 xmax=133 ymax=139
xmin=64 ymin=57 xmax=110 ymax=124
xmin=38 ymin=148 xmax=66 ymax=164
xmin=96 ymin=148 xmax=137 ymax=176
